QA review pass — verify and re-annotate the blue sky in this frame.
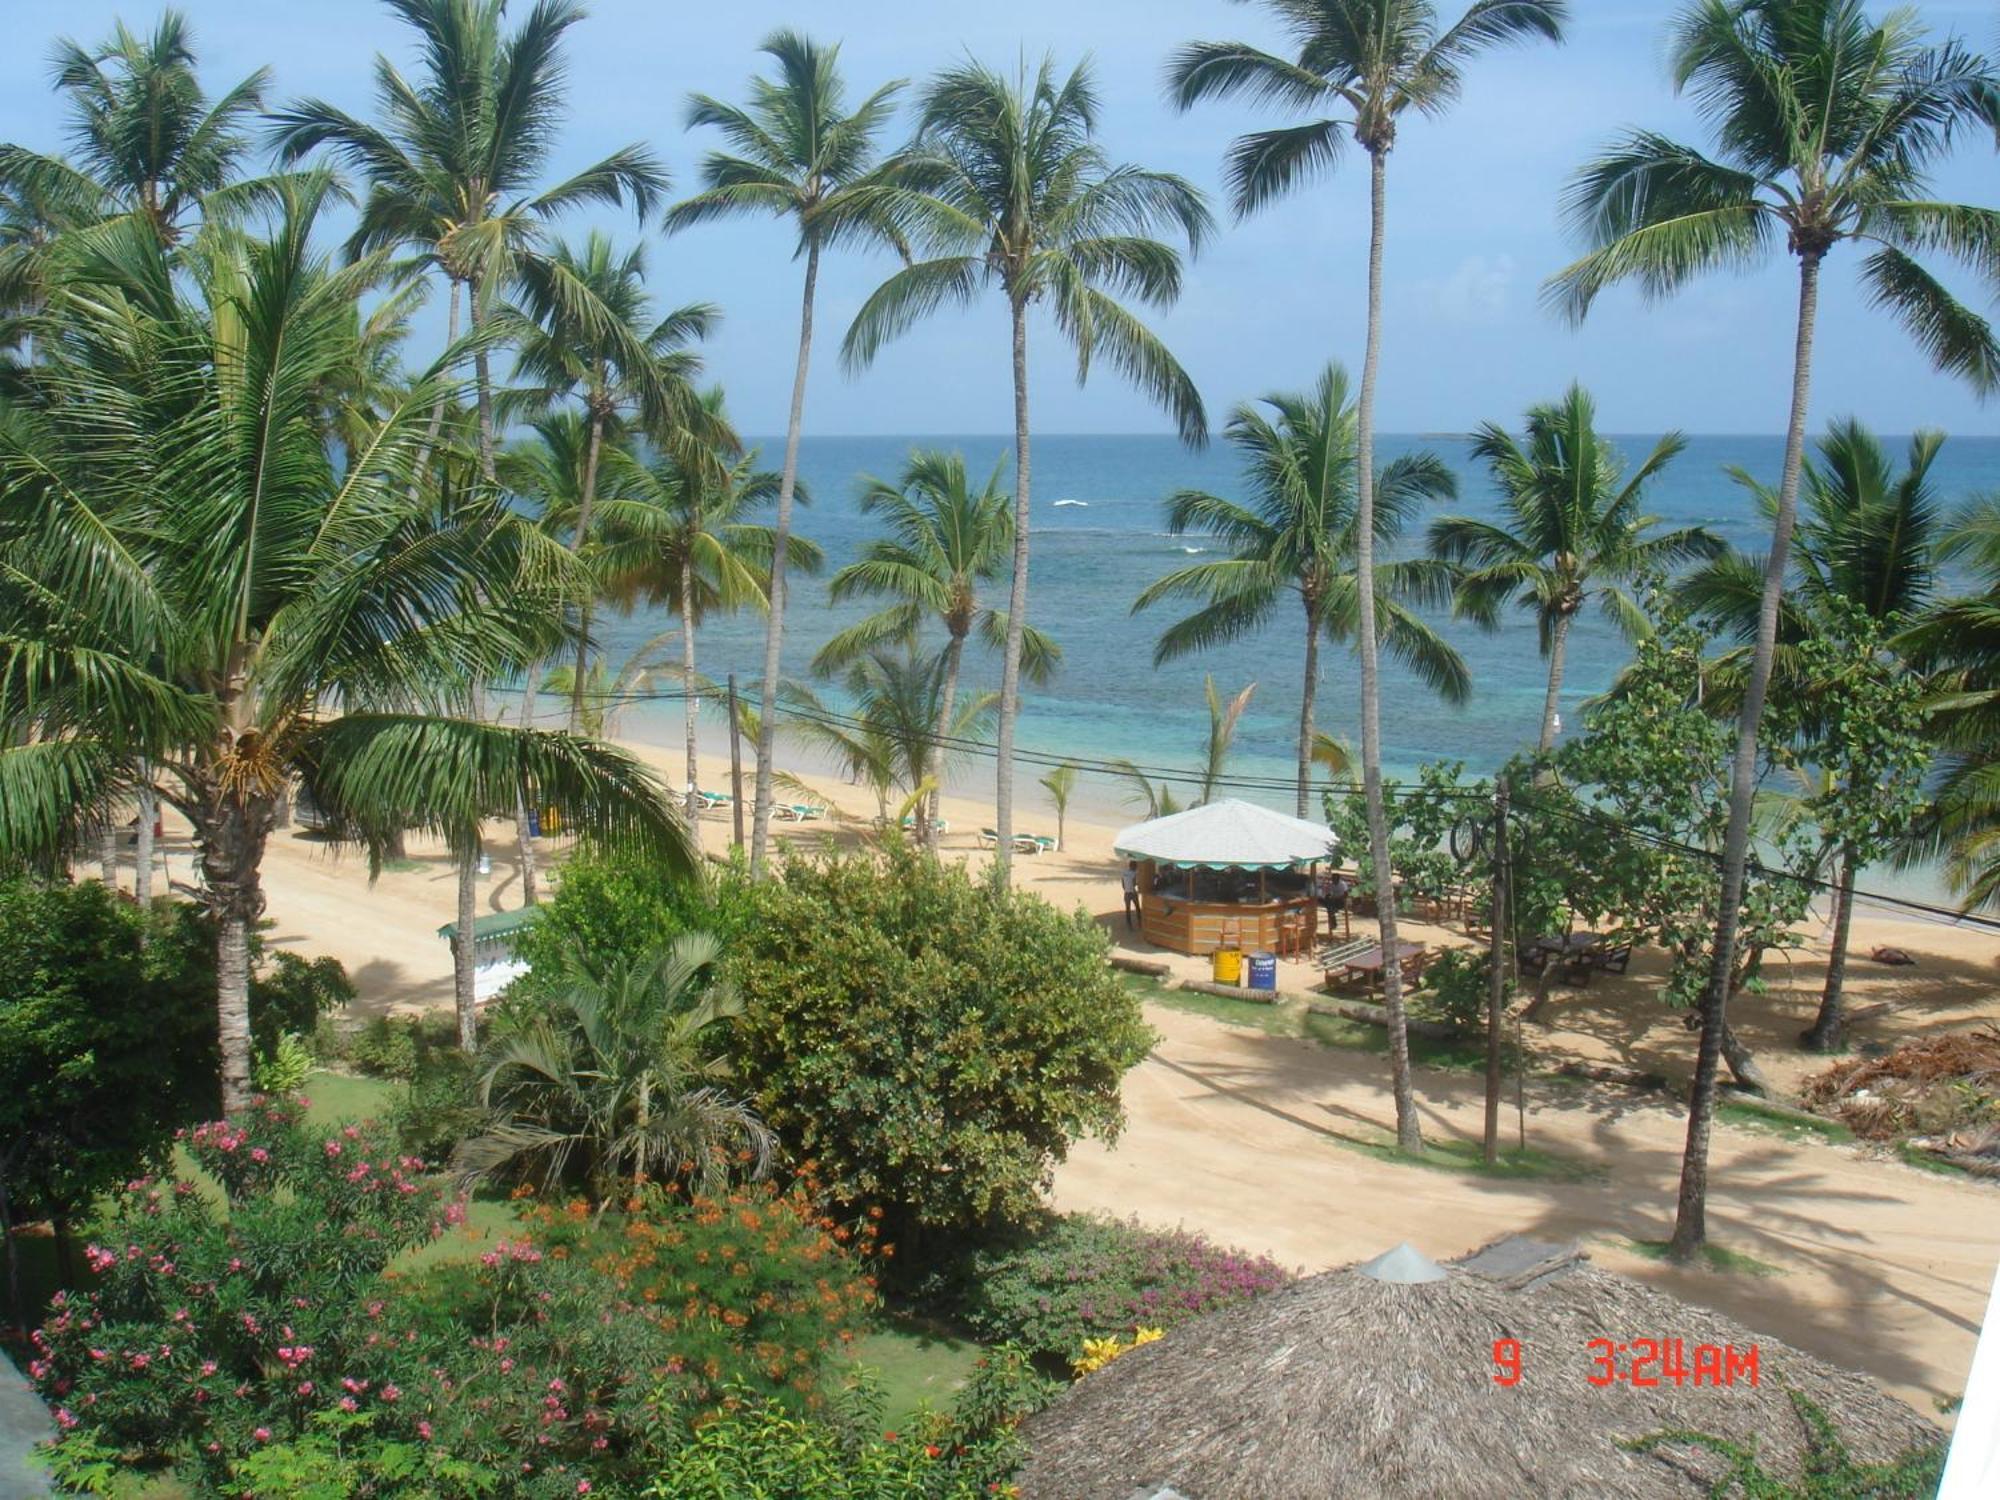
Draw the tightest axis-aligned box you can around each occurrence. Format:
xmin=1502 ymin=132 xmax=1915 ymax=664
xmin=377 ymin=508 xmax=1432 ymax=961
xmin=4 ymin=0 xmax=1998 ymax=438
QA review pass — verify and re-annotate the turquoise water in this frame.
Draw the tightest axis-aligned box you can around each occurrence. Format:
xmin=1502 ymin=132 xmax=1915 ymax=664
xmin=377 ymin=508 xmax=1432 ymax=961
xmin=600 ymin=431 xmax=2000 ymax=822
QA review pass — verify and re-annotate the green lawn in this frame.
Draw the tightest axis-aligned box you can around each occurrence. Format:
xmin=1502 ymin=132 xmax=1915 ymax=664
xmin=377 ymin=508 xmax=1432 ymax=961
xmin=838 ymin=1317 xmax=985 ymax=1422
xmin=1628 ymin=1238 xmax=1782 ymax=1276
xmin=301 ymin=1068 xmax=400 ymax=1126
xmin=1717 ymin=1096 xmax=1853 ymax=1144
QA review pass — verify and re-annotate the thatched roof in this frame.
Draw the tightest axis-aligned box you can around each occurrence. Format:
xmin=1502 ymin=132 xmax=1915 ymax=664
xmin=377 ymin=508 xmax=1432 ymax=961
xmin=1015 ymin=1238 xmax=1940 ymax=1500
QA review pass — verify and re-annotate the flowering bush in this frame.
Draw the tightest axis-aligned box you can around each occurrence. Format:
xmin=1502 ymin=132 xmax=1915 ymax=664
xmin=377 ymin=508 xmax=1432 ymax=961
xmin=928 ymin=1214 xmax=1292 ymax=1364
xmin=1071 ymin=1326 xmax=1162 ymax=1376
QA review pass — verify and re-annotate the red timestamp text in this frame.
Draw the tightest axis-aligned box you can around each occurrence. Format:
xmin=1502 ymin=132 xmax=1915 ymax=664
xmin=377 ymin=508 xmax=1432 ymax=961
xmin=1490 ymin=1337 xmax=1759 ymax=1388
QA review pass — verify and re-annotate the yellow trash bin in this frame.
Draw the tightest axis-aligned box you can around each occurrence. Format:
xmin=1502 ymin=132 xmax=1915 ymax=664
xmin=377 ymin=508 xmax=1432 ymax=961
xmin=1212 ymin=948 xmax=1243 ymax=986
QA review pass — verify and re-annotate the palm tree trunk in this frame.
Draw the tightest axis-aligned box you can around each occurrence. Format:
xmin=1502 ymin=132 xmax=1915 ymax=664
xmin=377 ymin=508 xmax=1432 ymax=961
xmin=1355 ymin=147 xmax=1421 ymax=1155
xmin=680 ymin=553 xmax=703 ymax=848
xmin=569 ymin=404 xmax=608 ymax=733
xmin=515 ymin=666 xmax=541 ymax=906
xmin=1296 ymin=604 xmax=1321 ymax=820
xmin=1669 ymin=249 xmax=1824 ymax=1261
xmin=1805 ymin=843 xmax=1857 ymax=1052
xmin=98 ymin=812 xmax=117 ymax=888
xmin=751 ymin=242 xmax=821 ymax=877
xmin=135 ymin=777 xmax=155 ymax=907
xmin=995 ymin=293 xmax=1033 ymax=884
xmin=200 ymin=785 xmax=278 ymax=1114
xmin=468 ymin=275 xmax=498 ymax=484
xmin=928 ymin=632 xmax=967 ymax=854
xmin=454 ymin=841 xmax=479 ymax=1053
xmin=410 ymin=280 xmax=463 ymax=497
xmin=1537 ymin=613 xmax=1574 ymax=755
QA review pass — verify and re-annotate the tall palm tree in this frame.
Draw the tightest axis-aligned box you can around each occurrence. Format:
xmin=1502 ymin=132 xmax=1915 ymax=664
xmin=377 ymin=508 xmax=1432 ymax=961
xmin=592 ymin=406 xmax=822 ymax=839
xmin=1134 ymin=364 xmax=1466 ymax=821
xmin=268 ymin=0 xmax=667 ymax=480
xmin=1169 ymin=0 xmax=1567 ymax=1155
xmin=666 ymin=30 xmax=911 ymax=879
xmin=1547 ymin=0 xmax=2000 ymax=1261
xmin=814 ymin=449 xmax=1060 ymax=850
xmin=1430 ymin=385 xmax=1714 ymax=753
xmin=0 ymin=9 xmax=271 ymax=251
xmin=843 ymin=55 xmax=1211 ymax=879
xmin=0 ymin=176 xmax=688 ymax=1109
xmin=506 ymin=230 xmax=725 ymax=730
xmin=456 ymin=932 xmax=773 ymax=1206
xmin=1685 ymin=420 xmax=1946 ymax=1048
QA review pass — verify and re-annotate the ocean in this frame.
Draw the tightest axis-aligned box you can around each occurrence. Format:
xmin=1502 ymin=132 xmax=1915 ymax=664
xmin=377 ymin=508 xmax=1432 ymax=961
xmin=597 ymin=430 xmax=2000 ymax=894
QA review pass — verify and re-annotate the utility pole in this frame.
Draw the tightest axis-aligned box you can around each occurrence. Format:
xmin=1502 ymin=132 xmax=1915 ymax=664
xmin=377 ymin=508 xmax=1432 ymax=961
xmin=727 ymin=673 xmax=745 ymax=852
xmin=1484 ymin=775 xmax=1510 ymax=1167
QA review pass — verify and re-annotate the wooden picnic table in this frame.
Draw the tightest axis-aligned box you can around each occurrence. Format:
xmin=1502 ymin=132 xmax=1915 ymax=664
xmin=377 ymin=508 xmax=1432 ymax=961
xmin=1329 ymin=940 xmax=1428 ymax=995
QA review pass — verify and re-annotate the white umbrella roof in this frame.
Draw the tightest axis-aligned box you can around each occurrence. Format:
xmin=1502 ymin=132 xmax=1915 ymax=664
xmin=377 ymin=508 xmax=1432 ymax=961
xmin=1113 ymin=798 xmax=1339 ymax=872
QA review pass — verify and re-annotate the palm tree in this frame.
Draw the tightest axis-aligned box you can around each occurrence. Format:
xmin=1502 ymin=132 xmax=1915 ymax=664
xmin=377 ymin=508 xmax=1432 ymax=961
xmin=1135 ymin=364 xmax=1466 ymax=821
xmin=1169 ymin=0 xmax=1567 ymax=1155
xmin=506 ymin=231 xmax=726 ymax=732
xmin=1431 ymin=385 xmax=1715 ymax=753
xmin=1685 ymin=421 xmax=1945 ymax=1048
xmin=0 ymin=9 xmax=271 ymax=251
xmin=455 ymin=933 xmax=773 ymax=1207
xmin=268 ymin=0 xmax=666 ymax=479
xmin=1547 ymin=0 xmax=2000 ymax=1261
xmin=1040 ymin=762 xmax=1079 ymax=851
xmin=815 ymin=449 xmax=1059 ymax=850
xmin=666 ymin=30 xmax=911 ymax=879
xmin=843 ymin=55 xmax=1211 ymax=879
xmin=592 ymin=405 xmax=822 ymax=839
xmin=1198 ymin=678 xmax=1258 ymax=806
xmin=0 ymin=176 xmax=688 ymax=1108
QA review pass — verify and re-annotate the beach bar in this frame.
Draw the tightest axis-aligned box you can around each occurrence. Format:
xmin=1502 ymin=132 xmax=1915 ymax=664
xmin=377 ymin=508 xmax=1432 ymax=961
xmin=1114 ymin=799 xmax=1339 ymax=959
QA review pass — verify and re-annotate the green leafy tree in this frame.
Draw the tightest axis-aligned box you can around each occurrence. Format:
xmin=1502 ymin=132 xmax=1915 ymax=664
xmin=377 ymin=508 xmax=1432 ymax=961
xmin=1546 ymin=0 xmax=2000 ymax=1260
xmin=1431 ymin=384 xmax=1715 ymax=752
xmin=1685 ymin=421 xmax=1944 ymax=1049
xmin=666 ymin=31 xmax=913 ymax=878
xmin=459 ymin=933 xmax=773 ymax=1206
xmin=592 ymin=398 xmax=822 ymax=836
xmin=816 ymin=449 xmax=1058 ymax=850
xmin=268 ymin=0 xmax=666 ymax=480
xmin=1040 ymin=762 xmax=1079 ymax=851
xmin=732 ymin=844 xmax=1152 ymax=1240
xmin=843 ymin=54 xmax=1211 ymax=878
xmin=1169 ymin=0 xmax=1568 ymax=1154
xmin=1135 ymin=361 xmax=1465 ymax=818
xmin=0 ymin=177 xmax=687 ymax=1104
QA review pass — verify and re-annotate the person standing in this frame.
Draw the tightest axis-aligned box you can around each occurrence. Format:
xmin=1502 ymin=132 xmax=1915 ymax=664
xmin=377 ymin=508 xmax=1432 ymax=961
xmin=1122 ymin=862 xmax=1141 ymax=930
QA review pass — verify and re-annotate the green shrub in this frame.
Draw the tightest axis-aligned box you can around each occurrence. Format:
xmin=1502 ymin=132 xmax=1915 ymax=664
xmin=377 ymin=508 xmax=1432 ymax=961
xmin=342 ymin=1013 xmax=458 ymax=1080
xmin=1414 ymin=948 xmax=1500 ymax=1033
xmin=922 ymin=1213 xmax=1292 ymax=1365
xmin=387 ymin=1043 xmax=480 ymax=1164
xmin=252 ymin=1032 xmax=314 ymax=1095
xmin=732 ymin=845 xmax=1153 ymax=1240
xmin=250 ymin=949 xmax=354 ymax=1062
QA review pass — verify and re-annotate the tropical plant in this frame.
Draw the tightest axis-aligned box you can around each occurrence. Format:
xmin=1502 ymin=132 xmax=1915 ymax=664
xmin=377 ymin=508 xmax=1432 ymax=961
xmin=591 ymin=400 xmax=821 ymax=834
xmin=458 ymin=933 xmax=774 ymax=1206
xmin=0 ymin=177 xmax=687 ymax=1105
xmin=1170 ymin=0 xmax=1568 ymax=1154
xmin=1547 ymin=0 xmax=2000 ymax=1260
xmin=1430 ymin=384 xmax=1715 ymax=751
xmin=504 ymin=230 xmax=726 ymax=729
xmin=1040 ymin=762 xmax=1079 ymax=851
xmin=1198 ymin=677 xmax=1258 ymax=805
xmin=268 ymin=0 xmax=667 ymax=479
xmin=667 ymin=30 xmax=912 ymax=877
xmin=0 ymin=9 xmax=270 ymax=252
xmin=1107 ymin=759 xmax=1184 ymax=822
xmin=1685 ymin=420 xmax=1946 ymax=1049
xmin=1134 ymin=362 xmax=1465 ymax=818
xmin=816 ymin=449 xmax=1059 ymax=849
xmin=844 ymin=54 xmax=1211 ymax=877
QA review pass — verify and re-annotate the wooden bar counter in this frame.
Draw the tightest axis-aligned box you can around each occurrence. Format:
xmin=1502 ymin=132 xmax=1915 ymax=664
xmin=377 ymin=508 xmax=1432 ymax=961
xmin=1134 ymin=859 xmax=1319 ymax=955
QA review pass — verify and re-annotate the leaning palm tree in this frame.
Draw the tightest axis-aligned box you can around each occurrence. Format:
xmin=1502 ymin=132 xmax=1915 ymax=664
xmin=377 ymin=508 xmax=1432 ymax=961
xmin=844 ymin=55 xmax=1211 ymax=879
xmin=1135 ymin=364 xmax=1466 ymax=819
xmin=592 ymin=406 xmax=822 ymax=838
xmin=1431 ymin=385 xmax=1715 ymax=753
xmin=505 ymin=230 xmax=726 ymax=729
xmin=666 ymin=30 xmax=911 ymax=878
xmin=0 ymin=176 xmax=688 ymax=1108
xmin=815 ymin=449 xmax=1059 ymax=850
xmin=268 ymin=0 xmax=666 ymax=478
xmin=1686 ymin=421 xmax=1946 ymax=1049
xmin=0 ymin=9 xmax=271 ymax=251
xmin=1169 ymin=0 xmax=1567 ymax=1155
xmin=455 ymin=933 xmax=773 ymax=1207
xmin=1547 ymin=0 xmax=2000 ymax=1261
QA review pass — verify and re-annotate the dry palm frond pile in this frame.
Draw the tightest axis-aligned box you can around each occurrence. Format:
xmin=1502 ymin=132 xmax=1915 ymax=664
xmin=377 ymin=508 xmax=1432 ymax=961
xmin=1800 ymin=1025 xmax=2000 ymax=1157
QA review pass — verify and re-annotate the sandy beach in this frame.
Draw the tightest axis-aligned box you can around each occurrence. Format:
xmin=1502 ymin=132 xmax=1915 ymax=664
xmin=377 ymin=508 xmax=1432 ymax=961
xmin=138 ymin=724 xmax=2000 ymax=1421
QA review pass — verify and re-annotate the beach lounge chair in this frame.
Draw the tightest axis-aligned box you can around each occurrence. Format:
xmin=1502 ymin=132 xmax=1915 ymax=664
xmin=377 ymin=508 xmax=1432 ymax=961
xmin=978 ymin=828 xmax=1000 ymax=848
xmin=775 ymin=803 xmax=825 ymax=823
xmin=898 ymin=813 xmax=950 ymax=835
xmin=694 ymin=789 xmax=733 ymax=813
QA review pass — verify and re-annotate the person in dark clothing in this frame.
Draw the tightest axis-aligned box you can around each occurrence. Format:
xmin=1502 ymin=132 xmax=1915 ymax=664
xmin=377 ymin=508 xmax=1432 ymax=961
xmin=1122 ymin=862 xmax=1141 ymax=929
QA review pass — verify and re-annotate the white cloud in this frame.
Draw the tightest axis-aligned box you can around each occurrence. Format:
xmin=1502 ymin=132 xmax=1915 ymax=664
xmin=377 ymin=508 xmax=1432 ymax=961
xmin=1423 ymin=254 xmax=1518 ymax=324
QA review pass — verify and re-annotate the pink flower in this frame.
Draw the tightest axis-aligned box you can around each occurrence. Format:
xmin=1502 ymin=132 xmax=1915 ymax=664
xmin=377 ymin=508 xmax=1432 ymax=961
xmin=253 ymin=1427 xmax=271 ymax=1443
xmin=53 ymin=1409 xmax=76 ymax=1431
xmin=83 ymin=1245 xmax=116 ymax=1275
xmin=577 ymin=1484 xmax=592 ymax=1495
xmin=417 ymin=1420 xmax=433 ymax=1440
xmin=338 ymin=1397 xmax=358 ymax=1412
xmin=298 ymin=1381 xmax=314 ymax=1396
xmin=323 ymin=1140 xmax=342 ymax=1158
xmin=380 ymin=1384 xmax=401 ymax=1403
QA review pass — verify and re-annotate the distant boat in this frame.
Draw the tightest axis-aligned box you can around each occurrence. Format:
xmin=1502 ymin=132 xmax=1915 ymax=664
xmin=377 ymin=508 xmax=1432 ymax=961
xmin=1053 ymin=499 xmax=1088 ymax=508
